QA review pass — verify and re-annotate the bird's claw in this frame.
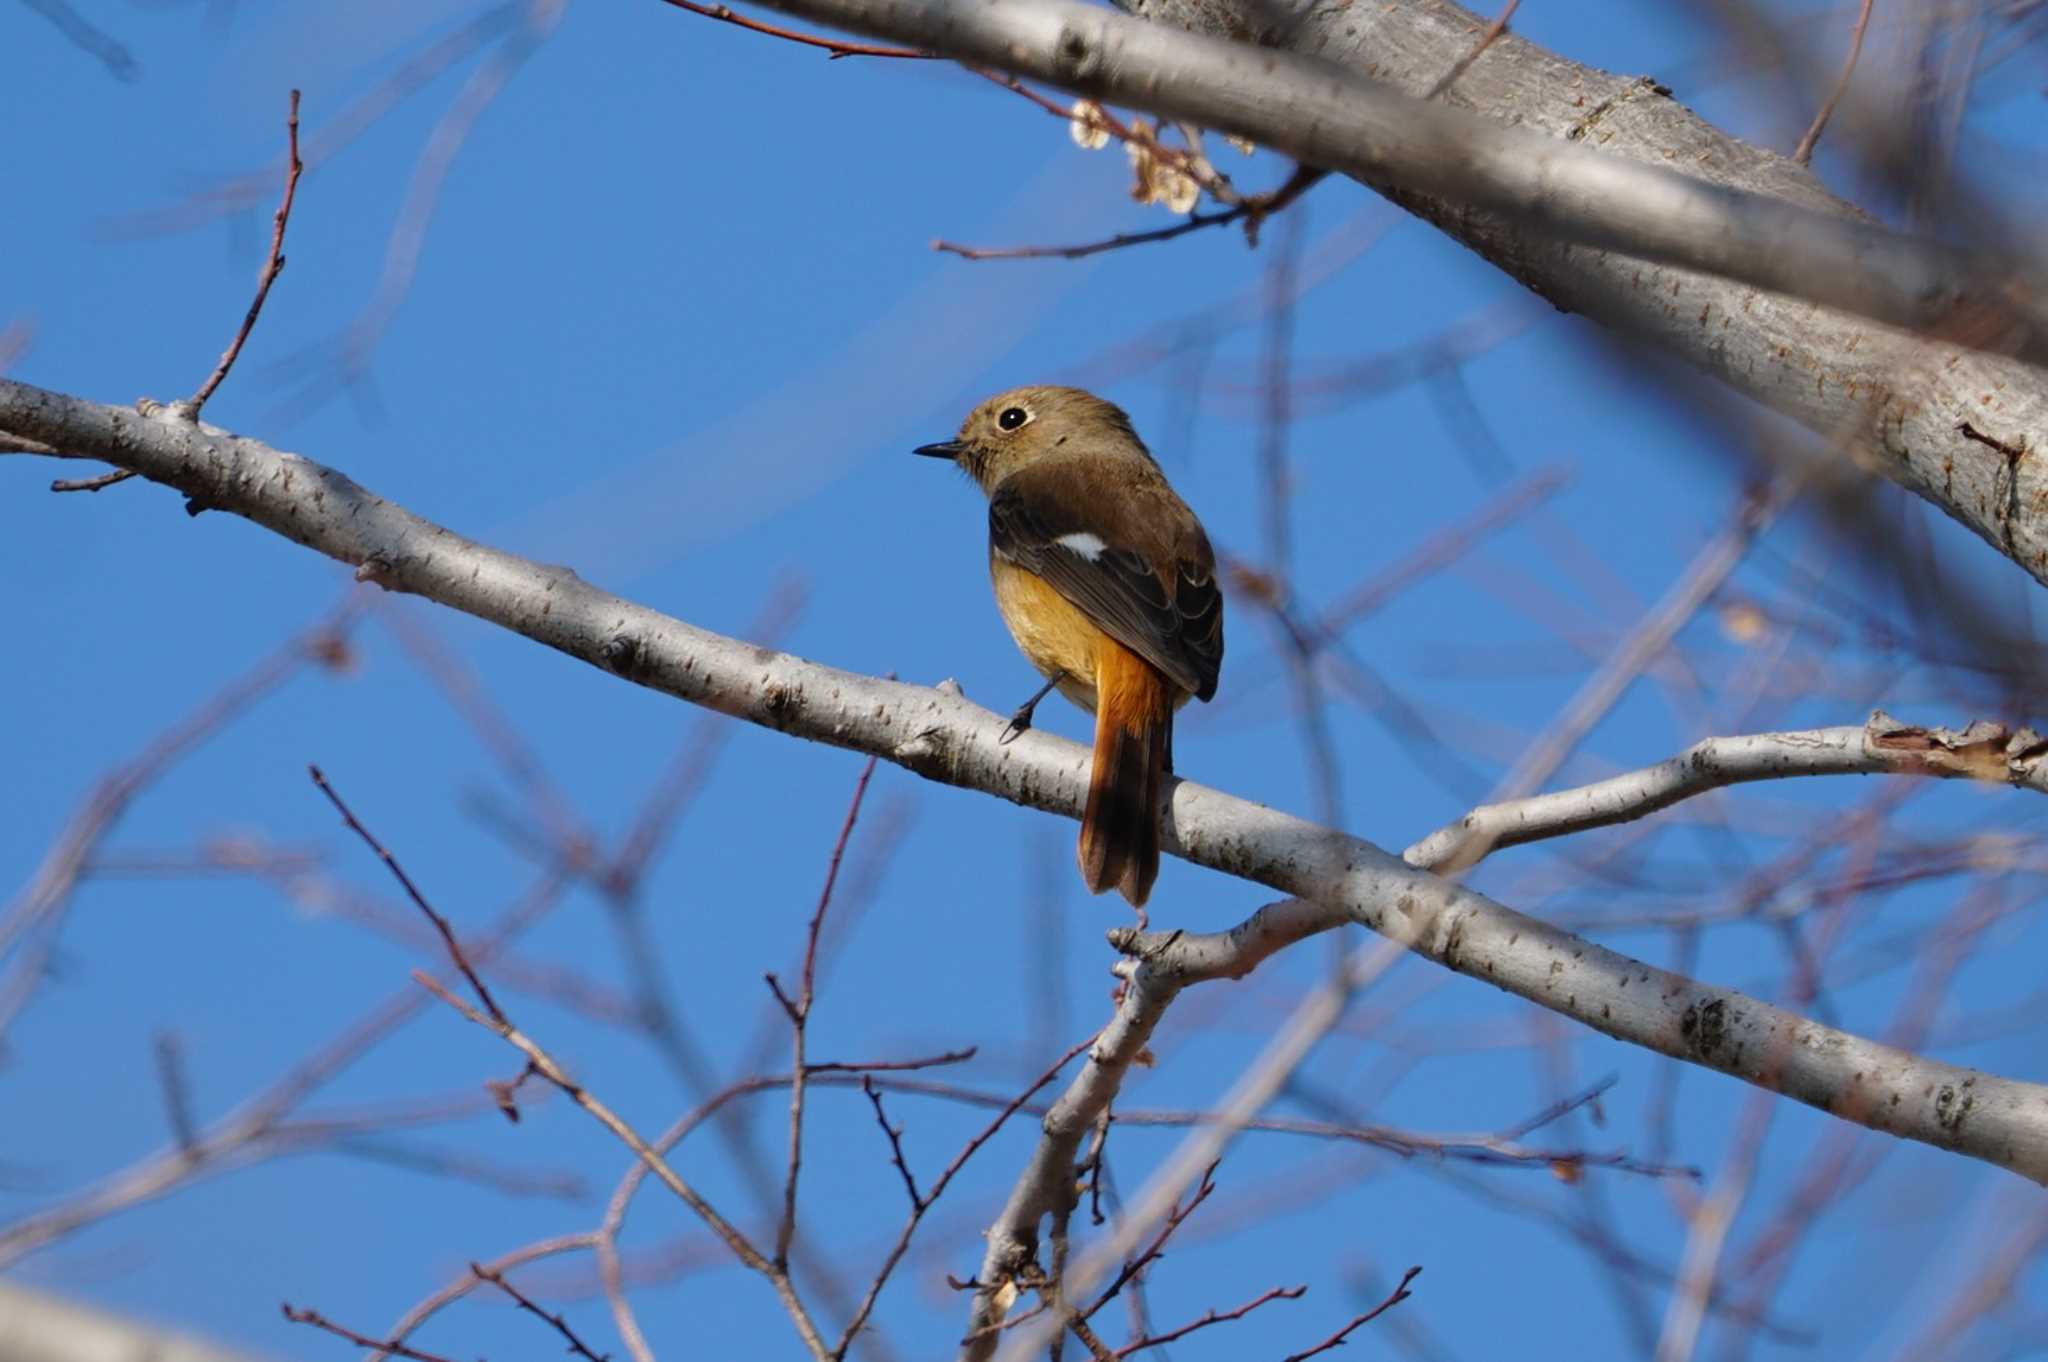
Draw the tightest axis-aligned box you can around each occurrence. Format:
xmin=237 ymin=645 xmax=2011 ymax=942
xmin=998 ymin=709 xmax=1034 ymax=745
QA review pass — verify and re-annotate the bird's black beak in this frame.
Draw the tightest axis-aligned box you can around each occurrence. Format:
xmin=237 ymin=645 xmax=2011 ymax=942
xmin=913 ymin=439 xmax=964 ymax=460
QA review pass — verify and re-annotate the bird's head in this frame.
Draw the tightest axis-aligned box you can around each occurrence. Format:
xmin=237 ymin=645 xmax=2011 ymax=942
xmin=914 ymin=385 xmax=1152 ymax=493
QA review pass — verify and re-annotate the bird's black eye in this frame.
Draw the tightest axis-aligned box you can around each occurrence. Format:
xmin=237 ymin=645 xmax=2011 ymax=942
xmin=998 ymin=406 xmax=1030 ymax=431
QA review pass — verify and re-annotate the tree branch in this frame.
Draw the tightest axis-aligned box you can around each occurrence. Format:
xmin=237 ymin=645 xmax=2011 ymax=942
xmin=725 ymin=0 xmax=2048 ymax=592
xmin=1407 ymin=713 xmax=2048 ymax=869
xmin=4 ymin=378 xmax=2045 ymax=1200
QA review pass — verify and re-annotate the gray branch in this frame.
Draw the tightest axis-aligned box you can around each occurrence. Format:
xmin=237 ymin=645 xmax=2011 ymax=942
xmin=958 ymin=716 xmax=2048 ymax=1355
xmin=1408 ymin=712 xmax=2048 ymax=870
xmin=0 ymin=1280 xmax=267 ymax=1362
xmin=5 ymin=376 xmax=2044 ymax=1199
xmin=732 ymin=0 xmax=2048 ymax=589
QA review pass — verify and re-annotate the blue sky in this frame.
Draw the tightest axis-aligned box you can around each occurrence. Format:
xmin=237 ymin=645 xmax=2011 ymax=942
xmin=7 ymin=2 xmax=2048 ymax=1359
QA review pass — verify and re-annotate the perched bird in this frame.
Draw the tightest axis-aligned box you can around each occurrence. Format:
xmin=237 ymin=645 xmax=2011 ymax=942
xmin=916 ymin=386 xmax=1224 ymax=908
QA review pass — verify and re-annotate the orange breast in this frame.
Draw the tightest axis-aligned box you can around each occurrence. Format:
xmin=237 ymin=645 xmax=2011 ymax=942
xmin=990 ymin=559 xmax=1109 ymax=713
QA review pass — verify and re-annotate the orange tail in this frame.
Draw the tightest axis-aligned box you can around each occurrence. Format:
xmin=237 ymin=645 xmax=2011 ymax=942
xmin=1078 ymin=640 xmax=1173 ymax=908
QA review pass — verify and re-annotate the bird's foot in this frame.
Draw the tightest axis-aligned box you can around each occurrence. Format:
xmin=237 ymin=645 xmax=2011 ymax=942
xmin=999 ymin=672 xmax=1066 ymax=746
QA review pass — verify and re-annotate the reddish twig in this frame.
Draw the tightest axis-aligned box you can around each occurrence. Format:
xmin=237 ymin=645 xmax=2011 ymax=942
xmin=282 ymin=1304 xmax=463 ymax=1362
xmin=309 ymin=765 xmax=507 ymax=1025
xmin=192 ymin=88 xmax=303 ymax=413
xmin=807 ymin=1047 xmax=976 ymax=1075
xmin=470 ymin=1261 xmax=608 ymax=1362
xmin=367 ymin=1233 xmax=600 ymax=1362
xmin=833 ymin=1036 xmax=1095 ymax=1358
xmin=935 ymin=165 xmax=1324 ymax=262
xmin=411 ymin=970 xmax=831 ymax=1359
xmin=1280 ymin=1266 xmax=1422 ymax=1361
xmin=653 ymin=0 xmax=928 ymax=57
xmin=1112 ymin=1284 xmax=1306 ymax=1356
xmin=774 ymin=754 xmax=881 ymax=1267
xmin=1085 ymin=1161 xmax=1219 ymax=1320
xmin=52 ymin=89 xmax=302 ymax=494
xmin=1794 ymin=0 xmax=1877 ymax=164
xmin=46 ymin=467 xmax=138 ymax=493
xmin=861 ymin=1074 xmax=922 ymax=1208
xmin=1424 ymin=0 xmax=1522 ymax=99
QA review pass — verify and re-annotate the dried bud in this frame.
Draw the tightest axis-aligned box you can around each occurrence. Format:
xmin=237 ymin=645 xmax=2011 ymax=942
xmin=1069 ymin=99 xmax=1110 ymax=150
xmin=1718 ymin=599 xmax=1767 ymax=644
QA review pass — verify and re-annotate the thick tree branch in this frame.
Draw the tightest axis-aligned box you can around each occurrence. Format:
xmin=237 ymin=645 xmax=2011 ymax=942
xmin=724 ymin=0 xmax=2048 ymax=591
xmin=731 ymin=0 xmax=2039 ymax=357
xmin=0 ymin=1280 xmax=266 ymax=1362
xmin=5 ymin=378 xmax=2046 ymax=1199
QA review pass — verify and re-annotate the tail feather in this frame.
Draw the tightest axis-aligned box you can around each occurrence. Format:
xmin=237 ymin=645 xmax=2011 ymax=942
xmin=1078 ymin=643 xmax=1173 ymax=908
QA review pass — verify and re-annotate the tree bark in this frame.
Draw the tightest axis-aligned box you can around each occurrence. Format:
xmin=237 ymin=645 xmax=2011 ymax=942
xmin=735 ymin=0 xmax=2048 ymax=588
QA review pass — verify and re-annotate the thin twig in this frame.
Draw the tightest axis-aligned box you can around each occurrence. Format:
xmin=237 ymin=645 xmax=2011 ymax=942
xmin=1084 ymin=1161 xmax=1218 ymax=1320
xmin=835 ymin=1036 xmax=1095 ymax=1358
xmin=935 ymin=166 xmax=1324 ymax=261
xmin=47 ymin=466 xmax=137 ymax=493
xmin=1279 ymin=1266 xmax=1422 ymax=1361
xmin=310 ymin=765 xmax=507 ymax=1025
xmin=777 ymin=754 xmax=881 ymax=1267
xmin=191 ymin=89 xmax=304 ymax=413
xmin=862 ymin=1075 xmax=923 ymax=1209
xmin=1112 ymin=1284 xmax=1305 ymax=1356
xmin=1794 ymin=0 xmax=1878 ymax=164
xmin=1424 ymin=0 xmax=1522 ymax=99
xmin=52 ymin=89 xmax=302 ymax=494
xmin=654 ymin=0 xmax=929 ymax=57
xmin=411 ymin=970 xmax=831 ymax=1360
xmin=282 ymin=1304 xmax=463 ymax=1362
xmin=471 ymin=1261 xmax=609 ymax=1362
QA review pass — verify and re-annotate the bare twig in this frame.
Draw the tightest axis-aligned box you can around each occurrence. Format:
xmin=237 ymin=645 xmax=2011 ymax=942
xmin=654 ymin=0 xmax=929 ymax=57
xmin=1423 ymin=0 xmax=1522 ymax=99
xmin=777 ymin=755 xmax=881 ymax=1267
xmin=282 ymin=1304 xmax=463 ymax=1362
xmin=1280 ymin=1266 xmax=1422 ymax=1361
xmin=934 ymin=166 xmax=1324 ymax=261
xmin=1793 ymin=0 xmax=1879 ymax=164
xmin=841 ymin=1037 xmax=1094 ymax=1358
xmin=0 ymin=870 xmax=568 ymax=1268
xmin=310 ymin=765 xmax=507 ymax=1025
xmin=412 ymin=971 xmax=831 ymax=1359
xmin=51 ymin=89 xmax=301 ymax=495
xmin=1083 ymin=1162 xmax=1218 ymax=1320
xmin=1406 ymin=712 xmax=2048 ymax=870
xmin=470 ymin=1261 xmax=608 ymax=1362
xmin=861 ymin=1076 xmax=923 ymax=1209
xmin=46 ymin=466 xmax=136 ymax=494
xmin=366 ymin=1234 xmax=598 ymax=1362
xmin=191 ymin=88 xmax=303 ymax=414
xmin=1112 ymin=1284 xmax=1305 ymax=1356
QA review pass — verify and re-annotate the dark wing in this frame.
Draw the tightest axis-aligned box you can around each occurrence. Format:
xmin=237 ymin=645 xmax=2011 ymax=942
xmin=989 ymin=474 xmax=1223 ymax=702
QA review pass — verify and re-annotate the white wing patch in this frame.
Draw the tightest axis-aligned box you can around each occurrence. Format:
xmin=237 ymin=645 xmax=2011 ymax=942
xmin=1055 ymin=531 xmax=1108 ymax=560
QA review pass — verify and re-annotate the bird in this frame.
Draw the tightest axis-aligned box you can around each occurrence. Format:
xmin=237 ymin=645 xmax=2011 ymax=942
xmin=915 ymin=385 xmax=1223 ymax=908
